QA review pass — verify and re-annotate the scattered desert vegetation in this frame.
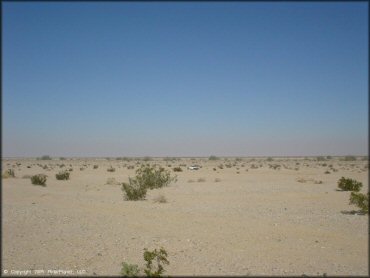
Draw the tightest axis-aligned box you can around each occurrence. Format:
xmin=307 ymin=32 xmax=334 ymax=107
xmin=2 ymin=156 xmax=368 ymax=276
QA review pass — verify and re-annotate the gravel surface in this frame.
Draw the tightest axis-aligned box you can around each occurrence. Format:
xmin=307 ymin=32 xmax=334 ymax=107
xmin=2 ymin=157 xmax=368 ymax=276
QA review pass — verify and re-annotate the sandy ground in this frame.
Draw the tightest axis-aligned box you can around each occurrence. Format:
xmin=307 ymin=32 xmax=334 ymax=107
xmin=2 ymin=157 xmax=369 ymax=276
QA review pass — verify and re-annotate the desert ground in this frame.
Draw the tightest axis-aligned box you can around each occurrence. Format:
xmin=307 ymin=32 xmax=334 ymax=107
xmin=2 ymin=156 xmax=369 ymax=276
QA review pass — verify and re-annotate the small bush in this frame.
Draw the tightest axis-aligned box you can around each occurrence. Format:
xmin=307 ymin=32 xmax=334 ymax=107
xmin=135 ymin=164 xmax=177 ymax=190
xmin=214 ymin=178 xmax=221 ymax=182
xmin=324 ymin=170 xmax=331 ymax=174
xmin=93 ymin=165 xmax=99 ymax=169
xmin=153 ymin=195 xmax=167 ymax=203
xmin=316 ymin=156 xmax=326 ymax=161
xmin=121 ymin=178 xmax=147 ymax=201
xmin=107 ymin=166 xmax=116 ymax=172
xmin=2 ymin=169 xmax=15 ymax=178
xmin=173 ymin=167 xmax=182 ymax=172
xmin=121 ymin=262 xmax=140 ymax=277
xmin=266 ymin=157 xmax=274 ymax=162
xmin=31 ymin=174 xmax=47 ymax=186
xmin=59 ymin=157 xmax=66 ymax=160
xmin=55 ymin=171 xmax=70 ymax=180
xmin=120 ymin=247 xmax=169 ymax=277
xmin=143 ymin=247 xmax=169 ymax=277
xmin=106 ymin=177 xmax=119 ymax=185
xmin=197 ymin=178 xmax=206 ymax=182
xmin=349 ymin=192 xmax=369 ymax=214
xmin=337 ymin=177 xmax=363 ymax=192
xmin=209 ymin=155 xmax=219 ymax=161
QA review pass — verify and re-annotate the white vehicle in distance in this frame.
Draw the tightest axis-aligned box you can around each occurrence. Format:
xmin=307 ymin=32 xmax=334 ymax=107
xmin=188 ymin=165 xmax=200 ymax=170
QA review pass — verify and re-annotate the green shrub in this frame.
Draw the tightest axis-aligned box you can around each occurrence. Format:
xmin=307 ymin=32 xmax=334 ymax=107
xmin=121 ymin=178 xmax=147 ymax=201
xmin=2 ymin=169 xmax=15 ymax=178
xmin=266 ymin=157 xmax=273 ymax=162
xmin=93 ymin=165 xmax=99 ymax=169
xmin=120 ymin=262 xmax=140 ymax=277
xmin=120 ymin=247 xmax=169 ymax=277
xmin=349 ymin=192 xmax=369 ymax=214
xmin=209 ymin=155 xmax=219 ymax=161
xmin=135 ymin=164 xmax=177 ymax=190
xmin=143 ymin=247 xmax=169 ymax=277
xmin=173 ymin=167 xmax=182 ymax=172
xmin=55 ymin=171 xmax=70 ymax=180
xmin=31 ymin=174 xmax=47 ymax=186
xmin=337 ymin=177 xmax=363 ymax=192
xmin=316 ymin=156 xmax=326 ymax=161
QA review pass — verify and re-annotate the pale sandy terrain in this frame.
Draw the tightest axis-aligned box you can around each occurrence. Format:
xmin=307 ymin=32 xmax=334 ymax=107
xmin=2 ymin=157 xmax=369 ymax=276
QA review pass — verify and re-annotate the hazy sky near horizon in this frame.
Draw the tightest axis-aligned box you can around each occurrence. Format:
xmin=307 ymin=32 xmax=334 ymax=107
xmin=3 ymin=2 xmax=368 ymax=157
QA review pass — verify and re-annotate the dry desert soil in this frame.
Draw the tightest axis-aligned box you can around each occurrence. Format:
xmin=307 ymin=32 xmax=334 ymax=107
xmin=2 ymin=157 xmax=369 ymax=276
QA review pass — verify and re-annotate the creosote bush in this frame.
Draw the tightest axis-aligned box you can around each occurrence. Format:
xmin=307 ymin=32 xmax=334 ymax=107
xmin=121 ymin=165 xmax=177 ymax=201
xmin=209 ymin=155 xmax=219 ymax=161
xmin=121 ymin=262 xmax=140 ymax=277
xmin=93 ymin=165 xmax=99 ymax=169
xmin=2 ymin=169 xmax=15 ymax=178
xmin=349 ymin=192 xmax=369 ymax=214
xmin=55 ymin=171 xmax=70 ymax=180
xmin=173 ymin=167 xmax=182 ymax=172
xmin=121 ymin=178 xmax=147 ymax=201
xmin=31 ymin=174 xmax=47 ymax=186
xmin=135 ymin=164 xmax=177 ymax=190
xmin=143 ymin=247 xmax=169 ymax=277
xmin=337 ymin=177 xmax=363 ymax=192
xmin=120 ymin=247 xmax=169 ymax=277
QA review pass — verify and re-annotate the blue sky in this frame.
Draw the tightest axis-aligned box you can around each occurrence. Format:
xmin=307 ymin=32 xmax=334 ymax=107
xmin=3 ymin=2 xmax=368 ymax=157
